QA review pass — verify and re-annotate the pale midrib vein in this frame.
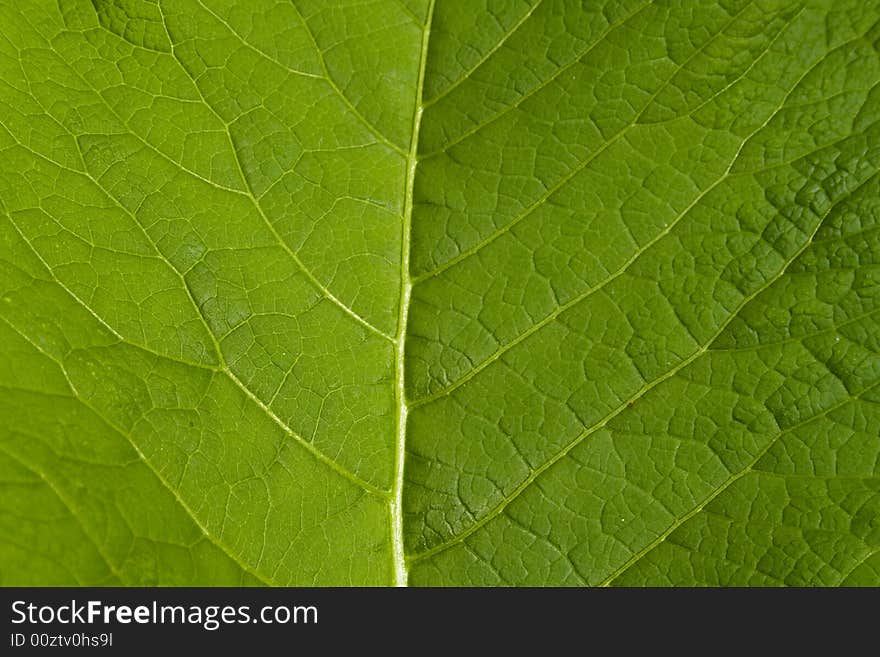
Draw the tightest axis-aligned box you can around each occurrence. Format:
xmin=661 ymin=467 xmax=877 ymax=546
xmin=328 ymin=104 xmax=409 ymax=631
xmin=408 ymin=165 xmax=873 ymax=564
xmin=598 ymin=379 xmax=880 ymax=587
xmin=391 ymin=0 xmax=436 ymax=588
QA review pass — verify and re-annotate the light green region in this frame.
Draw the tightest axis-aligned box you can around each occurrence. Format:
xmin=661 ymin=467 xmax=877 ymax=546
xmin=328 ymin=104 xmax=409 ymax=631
xmin=0 ymin=0 xmax=878 ymax=586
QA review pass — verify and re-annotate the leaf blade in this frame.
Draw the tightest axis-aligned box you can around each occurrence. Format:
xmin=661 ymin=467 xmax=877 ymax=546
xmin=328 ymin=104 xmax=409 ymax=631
xmin=1 ymin=0 xmax=878 ymax=587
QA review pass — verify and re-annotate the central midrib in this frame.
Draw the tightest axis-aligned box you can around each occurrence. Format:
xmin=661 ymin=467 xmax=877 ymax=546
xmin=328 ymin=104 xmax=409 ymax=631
xmin=391 ymin=0 xmax=436 ymax=587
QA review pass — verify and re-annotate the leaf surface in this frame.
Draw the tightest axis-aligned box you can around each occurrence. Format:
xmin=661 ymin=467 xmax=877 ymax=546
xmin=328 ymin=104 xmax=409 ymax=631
xmin=0 ymin=0 xmax=878 ymax=586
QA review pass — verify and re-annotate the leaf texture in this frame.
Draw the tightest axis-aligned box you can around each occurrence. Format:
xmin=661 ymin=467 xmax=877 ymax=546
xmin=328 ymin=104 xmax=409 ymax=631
xmin=0 ymin=0 xmax=878 ymax=586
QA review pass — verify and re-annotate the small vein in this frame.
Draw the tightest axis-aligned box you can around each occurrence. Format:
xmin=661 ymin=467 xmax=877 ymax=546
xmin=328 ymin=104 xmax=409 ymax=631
xmin=2 ymin=213 xmax=384 ymax=498
xmin=409 ymin=21 xmax=859 ymax=406
xmin=409 ymin=163 xmax=731 ymax=409
xmin=0 ymin=536 xmax=84 ymax=584
xmin=286 ymin=0 xmax=408 ymax=157
xmin=19 ymin=18 xmax=393 ymax=343
xmin=598 ymin=380 xmax=880 ymax=586
xmin=422 ymin=0 xmax=545 ymax=108
xmin=412 ymin=0 xmax=767 ymax=284
xmin=1 ymin=305 xmax=388 ymax=586
xmin=709 ymin=308 xmax=880 ymax=354
xmin=407 ymin=170 xmax=871 ymax=562
xmin=222 ymin=128 xmax=396 ymax=342
xmin=155 ymin=9 xmax=394 ymax=342
xmin=0 ymin=313 xmax=276 ymax=584
xmin=82 ymin=399 xmax=279 ymax=586
xmin=0 ymin=443 xmax=124 ymax=583
xmin=417 ymin=0 xmax=653 ymax=160
xmin=190 ymin=0 xmax=323 ymax=79
xmin=391 ymin=0 xmax=426 ymax=27
xmin=839 ymin=546 xmax=880 ymax=581
xmin=225 ymin=368 xmax=387 ymax=498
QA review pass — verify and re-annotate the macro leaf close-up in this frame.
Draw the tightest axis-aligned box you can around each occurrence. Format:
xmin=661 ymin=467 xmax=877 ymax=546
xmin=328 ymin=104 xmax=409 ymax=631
xmin=1 ymin=0 xmax=879 ymax=587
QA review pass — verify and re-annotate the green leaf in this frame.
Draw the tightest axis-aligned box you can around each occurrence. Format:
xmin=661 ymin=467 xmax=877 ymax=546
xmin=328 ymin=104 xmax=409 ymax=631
xmin=1 ymin=0 xmax=878 ymax=586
